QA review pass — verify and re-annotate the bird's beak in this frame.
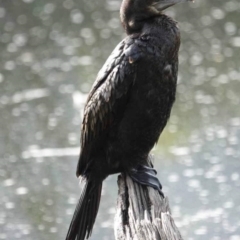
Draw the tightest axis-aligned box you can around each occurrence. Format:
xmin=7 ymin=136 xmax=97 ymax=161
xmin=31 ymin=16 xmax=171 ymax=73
xmin=153 ymin=0 xmax=194 ymax=11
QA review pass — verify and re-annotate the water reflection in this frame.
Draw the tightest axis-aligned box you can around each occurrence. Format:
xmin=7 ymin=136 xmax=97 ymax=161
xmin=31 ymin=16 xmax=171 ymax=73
xmin=0 ymin=0 xmax=240 ymax=239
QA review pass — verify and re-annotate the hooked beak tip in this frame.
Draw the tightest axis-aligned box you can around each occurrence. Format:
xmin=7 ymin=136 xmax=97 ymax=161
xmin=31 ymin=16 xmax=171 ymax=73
xmin=153 ymin=0 xmax=194 ymax=11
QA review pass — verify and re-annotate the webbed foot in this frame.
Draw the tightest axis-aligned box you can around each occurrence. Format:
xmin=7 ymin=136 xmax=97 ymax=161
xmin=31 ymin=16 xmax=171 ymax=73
xmin=128 ymin=165 xmax=164 ymax=197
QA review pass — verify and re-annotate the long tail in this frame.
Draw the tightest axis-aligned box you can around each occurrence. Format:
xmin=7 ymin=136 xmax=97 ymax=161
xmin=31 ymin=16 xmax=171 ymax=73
xmin=66 ymin=176 xmax=102 ymax=240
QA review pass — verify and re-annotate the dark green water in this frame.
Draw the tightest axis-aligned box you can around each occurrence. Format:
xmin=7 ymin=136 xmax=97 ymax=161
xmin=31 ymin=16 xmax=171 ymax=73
xmin=0 ymin=0 xmax=240 ymax=239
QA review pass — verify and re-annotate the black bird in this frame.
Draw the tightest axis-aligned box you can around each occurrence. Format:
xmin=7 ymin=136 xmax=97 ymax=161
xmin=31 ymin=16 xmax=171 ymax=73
xmin=66 ymin=0 xmax=191 ymax=239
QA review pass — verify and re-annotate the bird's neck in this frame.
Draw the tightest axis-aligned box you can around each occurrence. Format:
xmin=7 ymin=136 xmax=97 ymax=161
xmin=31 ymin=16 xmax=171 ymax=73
xmin=120 ymin=0 xmax=161 ymax=35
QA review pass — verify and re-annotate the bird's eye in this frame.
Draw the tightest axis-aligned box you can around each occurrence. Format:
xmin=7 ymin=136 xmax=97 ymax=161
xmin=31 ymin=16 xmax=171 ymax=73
xmin=140 ymin=35 xmax=150 ymax=41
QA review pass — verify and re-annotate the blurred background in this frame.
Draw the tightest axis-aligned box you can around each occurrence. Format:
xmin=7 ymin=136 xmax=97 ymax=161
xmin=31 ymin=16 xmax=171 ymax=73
xmin=0 ymin=0 xmax=240 ymax=239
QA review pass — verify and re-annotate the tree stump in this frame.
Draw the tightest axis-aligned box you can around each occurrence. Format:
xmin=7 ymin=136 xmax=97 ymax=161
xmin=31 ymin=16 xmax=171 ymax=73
xmin=114 ymin=174 xmax=183 ymax=240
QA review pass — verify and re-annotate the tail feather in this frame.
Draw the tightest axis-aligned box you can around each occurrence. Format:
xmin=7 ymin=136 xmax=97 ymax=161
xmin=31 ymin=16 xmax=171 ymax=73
xmin=87 ymin=185 xmax=102 ymax=238
xmin=66 ymin=177 xmax=102 ymax=240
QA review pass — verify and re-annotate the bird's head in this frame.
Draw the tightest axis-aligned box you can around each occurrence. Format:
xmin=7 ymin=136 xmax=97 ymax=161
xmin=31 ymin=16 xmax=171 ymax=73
xmin=120 ymin=0 xmax=193 ymax=34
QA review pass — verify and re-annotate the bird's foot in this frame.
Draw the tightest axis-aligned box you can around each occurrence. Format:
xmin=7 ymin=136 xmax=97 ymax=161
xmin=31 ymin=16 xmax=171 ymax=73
xmin=128 ymin=165 xmax=164 ymax=197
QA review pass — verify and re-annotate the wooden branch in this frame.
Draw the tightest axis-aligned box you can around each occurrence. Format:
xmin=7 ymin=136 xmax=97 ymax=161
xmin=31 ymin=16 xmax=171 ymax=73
xmin=114 ymin=173 xmax=183 ymax=240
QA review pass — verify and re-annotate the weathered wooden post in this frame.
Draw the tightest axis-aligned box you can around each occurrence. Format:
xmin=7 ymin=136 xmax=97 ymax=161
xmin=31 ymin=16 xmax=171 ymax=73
xmin=114 ymin=173 xmax=183 ymax=240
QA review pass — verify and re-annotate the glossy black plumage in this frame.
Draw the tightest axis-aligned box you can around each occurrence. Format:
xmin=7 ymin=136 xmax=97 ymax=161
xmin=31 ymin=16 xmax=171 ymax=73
xmin=66 ymin=0 xmax=184 ymax=239
xmin=77 ymin=17 xmax=180 ymax=177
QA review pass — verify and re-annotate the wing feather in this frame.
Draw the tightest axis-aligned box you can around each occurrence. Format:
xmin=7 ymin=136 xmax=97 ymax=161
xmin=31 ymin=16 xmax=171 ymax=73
xmin=76 ymin=37 xmax=141 ymax=176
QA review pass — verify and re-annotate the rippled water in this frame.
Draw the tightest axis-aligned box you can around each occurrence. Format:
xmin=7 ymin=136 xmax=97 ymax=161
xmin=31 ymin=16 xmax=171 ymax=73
xmin=1 ymin=0 xmax=240 ymax=239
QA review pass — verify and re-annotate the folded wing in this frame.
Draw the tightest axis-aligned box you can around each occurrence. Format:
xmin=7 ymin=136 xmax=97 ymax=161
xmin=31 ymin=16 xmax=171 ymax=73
xmin=76 ymin=37 xmax=143 ymax=176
